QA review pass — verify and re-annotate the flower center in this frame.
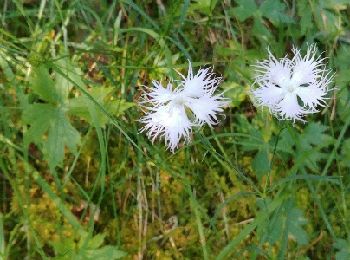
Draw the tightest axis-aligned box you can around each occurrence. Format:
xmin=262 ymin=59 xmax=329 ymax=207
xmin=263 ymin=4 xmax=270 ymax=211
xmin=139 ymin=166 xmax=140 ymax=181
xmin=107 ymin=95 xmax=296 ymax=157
xmin=173 ymin=94 xmax=186 ymax=106
xmin=287 ymin=85 xmax=295 ymax=93
xmin=283 ymin=82 xmax=295 ymax=93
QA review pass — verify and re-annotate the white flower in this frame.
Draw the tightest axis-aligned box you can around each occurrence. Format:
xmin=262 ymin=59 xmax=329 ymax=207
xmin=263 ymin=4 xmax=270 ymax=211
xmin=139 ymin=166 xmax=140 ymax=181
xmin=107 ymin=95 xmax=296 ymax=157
xmin=251 ymin=44 xmax=333 ymax=122
xmin=140 ymin=62 xmax=228 ymax=152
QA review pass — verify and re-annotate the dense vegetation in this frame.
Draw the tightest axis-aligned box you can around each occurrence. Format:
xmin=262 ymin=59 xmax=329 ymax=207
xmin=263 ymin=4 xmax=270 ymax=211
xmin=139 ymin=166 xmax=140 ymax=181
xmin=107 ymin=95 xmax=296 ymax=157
xmin=1 ymin=0 xmax=350 ymax=259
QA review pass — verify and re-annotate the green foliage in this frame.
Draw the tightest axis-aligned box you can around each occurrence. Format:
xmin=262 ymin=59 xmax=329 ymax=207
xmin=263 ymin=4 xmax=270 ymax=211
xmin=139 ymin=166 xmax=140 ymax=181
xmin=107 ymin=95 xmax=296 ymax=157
xmin=1 ymin=0 xmax=350 ymax=259
xmin=24 ymin=65 xmax=81 ymax=170
xmin=231 ymin=0 xmax=293 ymax=39
xmin=257 ymin=198 xmax=308 ymax=251
xmin=52 ymin=231 xmax=126 ymax=260
xmin=334 ymin=238 xmax=350 ymax=260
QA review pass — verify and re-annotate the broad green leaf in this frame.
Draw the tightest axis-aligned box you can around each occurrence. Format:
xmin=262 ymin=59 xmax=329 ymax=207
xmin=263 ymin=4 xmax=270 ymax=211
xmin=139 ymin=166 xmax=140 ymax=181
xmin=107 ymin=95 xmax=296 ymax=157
xmin=334 ymin=238 xmax=350 ymax=260
xmin=86 ymin=233 xmax=105 ymax=249
xmin=29 ymin=65 xmax=58 ymax=103
xmin=300 ymin=122 xmax=332 ymax=149
xmin=222 ymin=82 xmax=247 ymax=108
xmin=23 ymin=103 xmax=80 ymax=170
xmin=260 ymin=0 xmax=293 ymax=25
xmin=258 ymin=198 xmax=308 ymax=253
xmin=86 ymin=246 xmax=127 ymax=259
xmin=68 ymin=87 xmax=134 ymax=127
xmin=287 ymin=206 xmax=308 ymax=245
xmin=231 ymin=0 xmax=257 ymax=22
xmin=252 ymin=147 xmax=270 ymax=181
xmin=190 ymin=0 xmax=219 ymax=15
xmin=52 ymin=230 xmax=126 ymax=260
xmin=297 ymin=1 xmax=313 ymax=35
xmin=297 ymin=123 xmax=333 ymax=171
xmin=252 ymin=18 xmax=271 ymax=39
xmin=54 ymin=57 xmax=79 ymax=103
xmin=45 ymin=108 xmax=80 ymax=170
xmin=23 ymin=103 xmax=54 ymax=144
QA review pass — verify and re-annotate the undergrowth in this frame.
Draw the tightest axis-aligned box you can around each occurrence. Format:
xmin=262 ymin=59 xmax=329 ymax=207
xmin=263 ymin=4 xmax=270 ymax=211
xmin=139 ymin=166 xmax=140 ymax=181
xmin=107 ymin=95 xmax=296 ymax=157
xmin=1 ymin=0 xmax=350 ymax=259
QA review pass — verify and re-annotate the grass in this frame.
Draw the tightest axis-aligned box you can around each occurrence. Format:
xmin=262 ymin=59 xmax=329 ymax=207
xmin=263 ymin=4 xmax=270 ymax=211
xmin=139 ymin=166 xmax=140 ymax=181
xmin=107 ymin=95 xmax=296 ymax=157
xmin=1 ymin=0 xmax=350 ymax=259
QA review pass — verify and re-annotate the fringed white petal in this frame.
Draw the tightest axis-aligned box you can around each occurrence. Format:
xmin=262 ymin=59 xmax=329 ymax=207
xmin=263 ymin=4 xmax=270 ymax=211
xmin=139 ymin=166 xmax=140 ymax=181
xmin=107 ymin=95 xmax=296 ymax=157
xmin=254 ymin=50 xmax=292 ymax=87
xmin=291 ymin=44 xmax=327 ymax=86
xmin=140 ymin=102 xmax=192 ymax=152
xmin=251 ymin=45 xmax=333 ymax=123
xmin=252 ymin=82 xmax=284 ymax=107
xmin=142 ymin=81 xmax=175 ymax=106
xmin=295 ymin=84 xmax=327 ymax=109
xmin=179 ymin=61 xmax=222 ymax=98
xmin=140 ymin=61 xmax=226 ymax=152
xmin=185 ymin=94 xmax=228 ymax=126
xmin=275 ymin=93 xmax=307 ymax=122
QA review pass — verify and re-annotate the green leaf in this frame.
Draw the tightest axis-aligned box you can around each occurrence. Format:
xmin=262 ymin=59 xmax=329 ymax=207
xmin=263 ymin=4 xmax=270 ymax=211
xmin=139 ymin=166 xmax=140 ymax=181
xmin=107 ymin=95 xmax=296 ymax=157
xmin=264 ymin=199 xmax=308 ymax=246
xmin=86 ymin=246 xmax=127 ymax=259
xmin=52 ymin=231 xmax=126 ymax=260
xmin=334 ymin=238 xmax=350 ymax=260
xmin=300 ymin=122 xmax=332 ymax=149
xmin=29 ymin=65 xmax=58 ymax=103
xmin=23 ymin=103 xmax=80 ymax=170
xmin=45 ymin=108 xmax=80 ymax=170
xmin=54 ymin=57 xmax=80 ymax=103
xmin=260 ymin=0 xmax=293 ymax=25
xmin=296 ymin=122 xmax=333 ymax=171
xmin=68 ymin=87 xmax=134 ymax=127
xmin=231 ymin=0 xmax=258 ymax=22
xmin=23 ymin=103 xmax=53 ymax=144
xmin=222 ymin=81 xmax=247 ymax=108
xmin=287 ymin=206 xmax=308 ymax=245
xmin=252 ymin=18 xmax=271 ymax=39
xmin=86 ymin=233 xmax=106 ymax=249
xmin=297 ymin=1 xmax=313 ymax=35
xmin=190 ymin=0 xmax=219 ymax=15
xmin=252 ymin=147 xmax=270 ymax=180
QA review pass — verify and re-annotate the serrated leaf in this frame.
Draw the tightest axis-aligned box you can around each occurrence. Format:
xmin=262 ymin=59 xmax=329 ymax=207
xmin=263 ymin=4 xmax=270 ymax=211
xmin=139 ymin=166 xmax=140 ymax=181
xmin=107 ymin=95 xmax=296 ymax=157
xmin=231 ymin=0 xmax=257 ymax=22
xmin=190 ymin=0 xmax=218 ymax=15
xmin=86 ymin=233 xmax=105 ymax=249
xmin=45 ymin=108 xmax=80 ymax=170
xmin=54 ymin=57 xmax=77 ymax=103
xmin=23 ymin=103 xmax=80 ymax=170
xmin=29 ymin=66 xmax=58 ymax=103
xmin=86 ymin=246 xmax=127 ymax=259
xmin=68 ymin=87 xmax=134 ymax=127
xmin=287 ymin=207 xmax=308 ymax=245
xmin=23 ymin=103 xmax=54 ymax=144
xmin=52 ymin=231 xmax=126 ymax=260
xmin=301 ymin=122 xmax=332 ymax=149
xmin=260 ymin=0 xmax=293 ymax=25
xmin=297 ymin=1 xmax=314 ymax=35
xmin=258 ymin=199 xmax=308 ymax=249
xmin=252 ymin=147 xmax=270 ymax=180
xmin=334 ymin=238 xmax=350 ymax=260
xmin=252 ymin=18 xmax=271 ymax=39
